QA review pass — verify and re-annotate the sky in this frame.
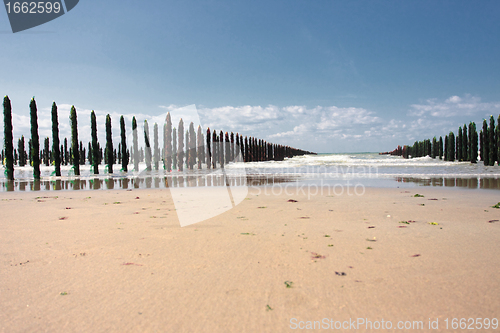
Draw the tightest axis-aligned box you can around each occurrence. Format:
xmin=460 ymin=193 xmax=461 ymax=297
xmin=1 ymin=0 xmax=500 ymax=153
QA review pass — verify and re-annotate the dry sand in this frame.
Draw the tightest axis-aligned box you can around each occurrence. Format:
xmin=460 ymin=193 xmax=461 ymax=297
xmin=0 ymin=186 xmax=499 ymax=332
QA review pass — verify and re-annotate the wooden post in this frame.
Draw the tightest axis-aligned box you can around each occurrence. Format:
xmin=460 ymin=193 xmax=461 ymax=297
xmin=235 ymin=133 xmax=240 ymax=161
xmin=212 ymin=130 xmax=217 ymax=169
xmin=230 ymin=132 xmax=234 ymax=162
xmin=165 ymin=113 xmax=172 ymax=171
xmin=254 ymin=138 xmax=258 ymax=162
xmin=177 ymin=119 xmax=184 ymax=171
xmin=206 ymin=128 xmax=211 ymax=169
xmin=105 ymin=114 xmax=113 ymax=173
xmin=225 ymin=132 xmax=230 ymax=165
xmin=244 ymin=136 xmax=249 ymax=162
xmin=144 ymin=120 xmax=152 ymax=171
xmin=3 ymin=96 xmax=14 ymax=180
xmin=132 ymin=117 xmax=138 ymax=171
xmin=154 ymin=123 xmax=159 ymax=170
xmin=220 ymin=130 xmax=224 ymax=168
xmin=257 ymin=139 xmax=261 ymax=161
xmin=185 ymin=130 xmax=189 ymax=170
xmin=240 ymin=135 xmax=244 ymax=161
xmin=197 ymin=125 xmax=204 ymax=169
xmin=249 ymin=137 xmax=253 ymax=162
xmin=172 ymin=127 xmax=177 ymax=169
xmin=489 ymin=116 xmax=497 ymax=166
xmin=247 ymin=137 xmax=251 ymax=162
xmin=189 ymin=122 xmax=196 ymax=170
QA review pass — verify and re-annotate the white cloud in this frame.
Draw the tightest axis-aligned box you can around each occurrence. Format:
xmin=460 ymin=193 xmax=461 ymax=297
xmin=282 ymin=105 xmax=307 ymax=115
xmin=195 ymin=105 xmax=281 ymax=133
xmin=408 ymin=94 xmax=500 ymax=118
xmin=446 ymin=96 xmax=462 ymax=103
xmin=317 ymin=106 xmax=381 ymax=130
xmin=269 ymin=123 xmax=310 ymax=138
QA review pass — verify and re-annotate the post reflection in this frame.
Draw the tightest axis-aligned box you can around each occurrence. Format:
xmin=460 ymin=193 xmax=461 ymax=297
xmin=1 ymin=174 xmax=286 ymax=192
xmin=394 ymin=176 xmax=500 ymax=190
xmin=2 ymin=175 xmax=500 ymax=192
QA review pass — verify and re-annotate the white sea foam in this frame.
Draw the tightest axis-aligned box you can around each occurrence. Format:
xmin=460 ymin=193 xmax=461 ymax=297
xmin=227 ymin=153 xmax=499 ymax=178
xmin=1 ymin=153 xmax=499 ymax=184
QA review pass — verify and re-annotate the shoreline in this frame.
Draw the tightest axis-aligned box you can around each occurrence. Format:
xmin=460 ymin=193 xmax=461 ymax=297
xmin=1 ymin=174 xmax=500 ymax=193
xmin=1 ymin=186 xmax=499 ymax=332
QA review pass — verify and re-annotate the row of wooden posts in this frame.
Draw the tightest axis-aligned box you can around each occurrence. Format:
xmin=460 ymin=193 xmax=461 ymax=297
xmin=382 ymin=115 xmax=500 ymax=165
xmin=2 ymin=95 xmax=315 ymax=181
xmin=162 ymin=112 xmax=316 ymax=172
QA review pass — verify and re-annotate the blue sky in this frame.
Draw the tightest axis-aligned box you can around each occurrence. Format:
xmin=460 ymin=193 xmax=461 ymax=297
xmin=1 ymin=0 xmax=500 ymax=153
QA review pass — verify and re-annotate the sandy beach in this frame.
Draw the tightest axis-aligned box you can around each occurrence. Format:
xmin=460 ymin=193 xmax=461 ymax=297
xmin=1 ymin=185 xmax=499 ymax=332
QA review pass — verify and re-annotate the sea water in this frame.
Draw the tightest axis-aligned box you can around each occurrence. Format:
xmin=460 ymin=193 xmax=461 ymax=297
xmin=1 ymin=153 xmax=500 ymax=191
xmin=230 ymin=153 xmax=500 ymax=190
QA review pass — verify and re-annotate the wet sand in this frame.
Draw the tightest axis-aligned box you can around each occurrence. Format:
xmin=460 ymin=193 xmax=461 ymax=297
xmin=0 ymin=186 xmax=499 ymax=332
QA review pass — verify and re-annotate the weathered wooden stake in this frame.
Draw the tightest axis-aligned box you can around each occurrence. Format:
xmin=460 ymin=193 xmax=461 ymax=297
xmin=206 ymin=128 xmax=211 ymax=169
xmin=177 ymin=119 xmax=184 ymax=171
xmin=165 ymin=113 xmax=172 ymax=171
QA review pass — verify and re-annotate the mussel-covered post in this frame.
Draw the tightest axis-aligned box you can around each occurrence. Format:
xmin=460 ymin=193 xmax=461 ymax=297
xmin=172 ymin=127 xmax=177 ymax=169
xmin=197 ymin=125 xmax=204 ymax=169
xmin=177 ymin=119 xmax=184 ymax=171
xmin=462 ymin=124 xmax=468 ymax=162
xmin=189 ymin=122 xmax=196 ymax=170
xmin=165 ymin=113 xmax=172 ymax=171
xmin=144 ymin=120 xmax=152 ymax=171
xmin=185 ymin=130 xmax=189 ymax=170
xmin=51 ymin=102 xmax=61 ymax=176
xmin=219 ymin=130 xmax=224 ymax=168
xmin=225 ymin=132 xmax=230 ymax=165
xmin=206 ymin=128 xmax=211 ymax=169
xmin=3 ymin=96 xmax=14 ymax=180
xmin=239 ymin=135 xmax=244 ymax=161
xmin=154 ymin=123 xmax=159 ymax=170
xmin=120 ymin=116 xmax=128 ymax=172
xmin=132 ymin=117 xmax=139 ymax=171
xmin=105 ymin=114 xmax=113 ymax=173
xmin=212 ymin=130 xmax=217 ymax=169
xmin=70 ymin=105 xmax=80 ymax=175
xmin=488 ymin=115 xmax=497 ymax=166
xmin=244 ymin=137 xmax=249 ymax=162
xmin=482 ymin=120 xmax=488 ymax=165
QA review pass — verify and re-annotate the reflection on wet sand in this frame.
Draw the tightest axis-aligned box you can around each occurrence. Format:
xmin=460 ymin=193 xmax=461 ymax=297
xmin=0 ymin=174 xmax=296 ymax=192
xmin=2 ymin=175 xmax=500 ymax=192
xmin=395 ymin=176 xmax=500 ymax=190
